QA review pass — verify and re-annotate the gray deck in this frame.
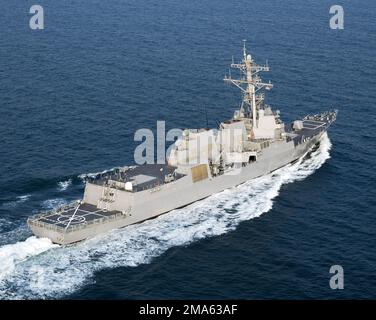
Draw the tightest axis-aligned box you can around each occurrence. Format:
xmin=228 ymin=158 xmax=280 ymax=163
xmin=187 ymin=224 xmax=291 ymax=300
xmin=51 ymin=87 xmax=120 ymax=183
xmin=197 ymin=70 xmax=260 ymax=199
xmin=285 ymin=111 xmax=337 ymax=145
xmin=91 ymin=163 xmax=185 ymax=192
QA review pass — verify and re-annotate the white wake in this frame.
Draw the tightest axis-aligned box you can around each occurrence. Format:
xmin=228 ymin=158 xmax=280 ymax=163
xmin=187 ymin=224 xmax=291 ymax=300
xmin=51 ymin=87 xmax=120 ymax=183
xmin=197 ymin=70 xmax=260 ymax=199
xmin=0 ymin=134 xmax=332 ymax=299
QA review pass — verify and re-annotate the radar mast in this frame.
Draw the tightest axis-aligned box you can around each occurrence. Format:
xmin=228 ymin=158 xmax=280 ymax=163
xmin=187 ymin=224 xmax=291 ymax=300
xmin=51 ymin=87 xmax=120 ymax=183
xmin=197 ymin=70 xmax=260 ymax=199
xmin=224 ymin=40 xmax=273 ymax=128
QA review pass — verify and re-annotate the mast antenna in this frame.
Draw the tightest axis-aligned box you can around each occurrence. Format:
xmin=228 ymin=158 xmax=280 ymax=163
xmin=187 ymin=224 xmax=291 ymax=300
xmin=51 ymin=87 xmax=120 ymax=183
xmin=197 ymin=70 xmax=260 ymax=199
xmin=223 ymin=41 xmax=273 ymax=128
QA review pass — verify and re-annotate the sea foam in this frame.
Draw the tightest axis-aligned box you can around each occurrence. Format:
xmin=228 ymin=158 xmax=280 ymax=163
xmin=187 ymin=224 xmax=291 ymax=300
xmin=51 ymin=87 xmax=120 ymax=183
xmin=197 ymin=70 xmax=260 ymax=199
xmin=57 ymin=179 xmax=72 ymax=191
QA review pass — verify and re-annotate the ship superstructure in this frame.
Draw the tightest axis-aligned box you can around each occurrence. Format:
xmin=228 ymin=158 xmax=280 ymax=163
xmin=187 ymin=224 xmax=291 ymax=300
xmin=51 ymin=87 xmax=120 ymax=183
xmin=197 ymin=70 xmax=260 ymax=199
xmin=28 ymin=44 xmax=337 ymax=245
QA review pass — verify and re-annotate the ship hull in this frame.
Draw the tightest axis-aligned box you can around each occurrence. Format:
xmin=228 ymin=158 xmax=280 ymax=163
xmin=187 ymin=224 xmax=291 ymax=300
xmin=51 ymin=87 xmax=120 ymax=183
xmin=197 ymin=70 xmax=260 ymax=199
xmin=29 ymin=132 xmax=324 ymax=245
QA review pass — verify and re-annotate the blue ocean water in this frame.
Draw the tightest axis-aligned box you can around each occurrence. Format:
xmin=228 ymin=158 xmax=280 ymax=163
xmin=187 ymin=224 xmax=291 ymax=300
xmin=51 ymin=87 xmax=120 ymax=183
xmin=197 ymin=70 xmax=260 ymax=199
xmin=0 ymin=0 xmax=375 ymax=299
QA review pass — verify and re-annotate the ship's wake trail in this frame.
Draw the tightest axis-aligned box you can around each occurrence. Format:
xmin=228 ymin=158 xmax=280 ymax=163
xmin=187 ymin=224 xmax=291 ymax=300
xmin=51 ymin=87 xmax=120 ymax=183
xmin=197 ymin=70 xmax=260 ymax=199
xmin=0 ymin=134 xmax=332 ymax=299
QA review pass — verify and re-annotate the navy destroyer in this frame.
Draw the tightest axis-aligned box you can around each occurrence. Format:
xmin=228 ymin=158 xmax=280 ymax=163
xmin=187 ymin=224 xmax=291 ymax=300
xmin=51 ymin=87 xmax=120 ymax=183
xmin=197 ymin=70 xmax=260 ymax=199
xmin=28 ymin=44 xmax=337 ymax=245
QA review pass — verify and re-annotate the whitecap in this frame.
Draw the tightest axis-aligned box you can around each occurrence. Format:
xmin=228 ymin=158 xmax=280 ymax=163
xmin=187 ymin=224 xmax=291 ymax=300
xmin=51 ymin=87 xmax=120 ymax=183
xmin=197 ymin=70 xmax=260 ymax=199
xmin=1 ymin=195 xmax=31 ymax=208
xmin=57 ymin=179 xmax=72 ymax=191
xmin=16 ymin=195 xmax=31 ymax=203
xmin=41 ymin=198 xmax=68 ymax=210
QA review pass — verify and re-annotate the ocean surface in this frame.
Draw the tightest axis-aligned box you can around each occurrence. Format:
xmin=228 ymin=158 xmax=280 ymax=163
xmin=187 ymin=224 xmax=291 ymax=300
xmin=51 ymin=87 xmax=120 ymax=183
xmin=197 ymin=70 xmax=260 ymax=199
xmin=0 ymin=0 xmax=375 ymax=299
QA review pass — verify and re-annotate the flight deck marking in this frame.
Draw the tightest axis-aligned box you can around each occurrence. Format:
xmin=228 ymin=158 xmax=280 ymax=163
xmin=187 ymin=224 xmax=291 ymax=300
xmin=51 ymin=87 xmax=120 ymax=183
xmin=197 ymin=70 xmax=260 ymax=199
xmin=57 ymin=215 xmax=86 ymax=225
xmin=50 ymin=210 xmax=115 ymax=227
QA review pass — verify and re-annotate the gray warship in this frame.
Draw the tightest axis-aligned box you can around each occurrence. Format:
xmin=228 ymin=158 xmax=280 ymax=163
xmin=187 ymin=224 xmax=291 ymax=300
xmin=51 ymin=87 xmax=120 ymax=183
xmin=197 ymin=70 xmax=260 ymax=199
xmin=28 ymin=44 xmax=337 ymax=245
